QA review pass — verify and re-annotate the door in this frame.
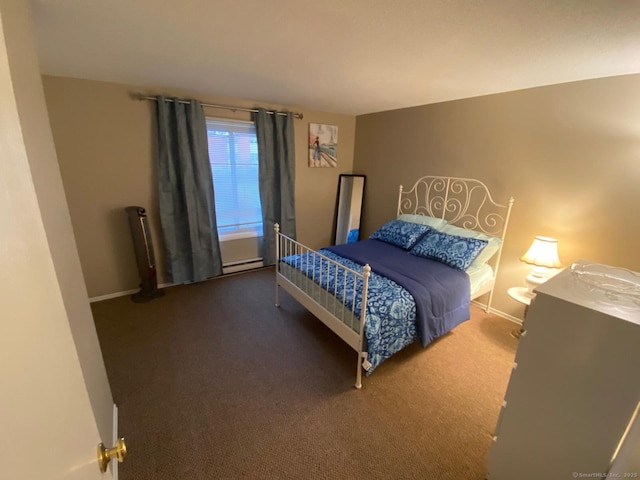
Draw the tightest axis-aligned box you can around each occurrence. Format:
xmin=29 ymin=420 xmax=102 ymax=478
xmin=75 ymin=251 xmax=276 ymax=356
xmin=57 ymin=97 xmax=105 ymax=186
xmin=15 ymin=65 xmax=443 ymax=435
xmin=0 ymin=1 xmax=114 ymax=478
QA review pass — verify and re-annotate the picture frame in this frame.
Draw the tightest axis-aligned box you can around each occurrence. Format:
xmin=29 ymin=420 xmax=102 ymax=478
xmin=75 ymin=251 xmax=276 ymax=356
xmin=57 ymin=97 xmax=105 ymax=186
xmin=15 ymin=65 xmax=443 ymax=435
xmin=308 ymin=123 xmax=338 ymax=168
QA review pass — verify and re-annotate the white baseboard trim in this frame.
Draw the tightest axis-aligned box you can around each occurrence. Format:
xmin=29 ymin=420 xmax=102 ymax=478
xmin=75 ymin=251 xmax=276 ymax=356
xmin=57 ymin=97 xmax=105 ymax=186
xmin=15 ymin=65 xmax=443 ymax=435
xmin=112 ymin=403 xmax=119 ymax=480
xmin=471 ymin=300 xmax=523 ymax=325
xmin=88 ymin=261 xmax=265 ymax=303
xmin=89 ymin=289 xmax=138 ymax=303
xmin=88 ymin=282 xmax=176 ymax=303
xmin=90 ymin=279 xmax=525 ymax=330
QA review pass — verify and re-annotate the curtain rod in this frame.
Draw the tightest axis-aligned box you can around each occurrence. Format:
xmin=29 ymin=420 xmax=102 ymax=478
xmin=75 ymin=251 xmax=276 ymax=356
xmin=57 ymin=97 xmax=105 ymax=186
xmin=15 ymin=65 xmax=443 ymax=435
xmin=135 ymin=94 xmax=303 ymax=119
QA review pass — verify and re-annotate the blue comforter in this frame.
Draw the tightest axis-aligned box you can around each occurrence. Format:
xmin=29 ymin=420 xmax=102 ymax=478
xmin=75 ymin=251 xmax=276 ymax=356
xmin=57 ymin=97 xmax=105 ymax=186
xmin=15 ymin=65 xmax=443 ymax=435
xmin=282 ymin=240 xmax=470 ymax=372
xmin=326 ymin=240 xmax=470 ymax=347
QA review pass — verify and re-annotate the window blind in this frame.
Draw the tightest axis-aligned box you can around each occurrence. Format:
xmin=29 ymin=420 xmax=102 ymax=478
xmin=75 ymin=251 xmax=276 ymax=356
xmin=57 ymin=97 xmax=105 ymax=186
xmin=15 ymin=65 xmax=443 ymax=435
xmin=206 ymin=118 xmax=262 ymax=239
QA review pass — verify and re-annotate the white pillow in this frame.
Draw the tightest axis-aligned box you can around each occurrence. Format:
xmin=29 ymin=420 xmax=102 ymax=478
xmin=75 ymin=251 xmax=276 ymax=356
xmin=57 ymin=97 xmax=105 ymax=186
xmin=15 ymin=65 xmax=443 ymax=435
xmin=440 ymin=224 xmax=502 ymax=266
xmin=397 ymin=213 xmax=447 ymax=231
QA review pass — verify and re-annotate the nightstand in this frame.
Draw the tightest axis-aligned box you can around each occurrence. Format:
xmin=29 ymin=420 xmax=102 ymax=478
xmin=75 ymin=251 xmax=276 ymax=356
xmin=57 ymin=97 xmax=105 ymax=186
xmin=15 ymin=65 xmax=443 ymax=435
xmin=507 ymin=286 xmax=533 ymax=339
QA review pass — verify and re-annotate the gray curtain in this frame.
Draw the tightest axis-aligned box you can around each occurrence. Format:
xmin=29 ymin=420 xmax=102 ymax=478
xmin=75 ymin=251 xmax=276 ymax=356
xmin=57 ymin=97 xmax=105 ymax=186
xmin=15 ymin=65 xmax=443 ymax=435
xmin=155 ymin=96 xmax=223 ymax=283
xmin=254 ymin=108 xmax=296 ymax=265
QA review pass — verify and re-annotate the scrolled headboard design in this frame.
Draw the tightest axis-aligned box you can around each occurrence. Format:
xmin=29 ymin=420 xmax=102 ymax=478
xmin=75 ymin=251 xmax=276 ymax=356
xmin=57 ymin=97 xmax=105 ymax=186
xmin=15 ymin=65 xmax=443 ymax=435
xmin=397 ymin=176 xmax=514 ymax=238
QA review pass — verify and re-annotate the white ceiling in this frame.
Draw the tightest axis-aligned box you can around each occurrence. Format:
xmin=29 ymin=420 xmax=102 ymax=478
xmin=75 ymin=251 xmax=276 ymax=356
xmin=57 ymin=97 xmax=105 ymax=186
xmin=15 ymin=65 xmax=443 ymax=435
xmin=30 ymin=0 xmax=640 ymax=116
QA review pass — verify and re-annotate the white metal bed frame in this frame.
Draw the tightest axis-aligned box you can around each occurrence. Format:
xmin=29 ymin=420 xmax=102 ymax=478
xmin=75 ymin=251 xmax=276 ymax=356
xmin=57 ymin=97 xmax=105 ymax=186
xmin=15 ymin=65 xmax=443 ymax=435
xmin=275 ymin=176 xmax=514 ymax=389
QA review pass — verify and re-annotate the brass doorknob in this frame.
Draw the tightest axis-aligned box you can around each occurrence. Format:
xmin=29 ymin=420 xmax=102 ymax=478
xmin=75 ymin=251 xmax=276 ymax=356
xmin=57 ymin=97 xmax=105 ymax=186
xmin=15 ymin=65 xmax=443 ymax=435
xmin=97 ymin=437 xmax=127 ymax=473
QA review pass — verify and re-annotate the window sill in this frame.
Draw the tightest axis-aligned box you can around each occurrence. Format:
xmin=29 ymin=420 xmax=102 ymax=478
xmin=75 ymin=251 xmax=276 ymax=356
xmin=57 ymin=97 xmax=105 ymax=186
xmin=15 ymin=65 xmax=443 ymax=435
xmin=219 ymin=231 xmax=263 ymax=242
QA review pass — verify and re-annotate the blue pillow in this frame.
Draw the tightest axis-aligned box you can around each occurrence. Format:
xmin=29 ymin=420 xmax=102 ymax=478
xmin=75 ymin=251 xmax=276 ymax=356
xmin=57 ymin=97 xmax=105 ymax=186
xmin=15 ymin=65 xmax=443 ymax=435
xmin=370 ymin=220 xmax=432 ymax=250
xmin=410 ymin=231 xmax=488 ymax=271
xmin=440 ymin=224 xmax=502 ymax=266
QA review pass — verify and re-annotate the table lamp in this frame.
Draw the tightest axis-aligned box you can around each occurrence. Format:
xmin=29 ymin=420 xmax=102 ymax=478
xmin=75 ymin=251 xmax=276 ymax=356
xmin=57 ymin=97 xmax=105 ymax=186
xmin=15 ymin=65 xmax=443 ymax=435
xmin=520 ymin=236 xmax=562 ymax=296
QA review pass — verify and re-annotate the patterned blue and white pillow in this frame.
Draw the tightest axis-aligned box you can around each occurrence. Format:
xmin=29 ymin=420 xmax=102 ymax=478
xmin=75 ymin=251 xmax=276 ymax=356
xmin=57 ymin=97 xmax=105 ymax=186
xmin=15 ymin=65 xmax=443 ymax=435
xmin=409 ymin=231 xmax=488 ymax=271
xmin=369 ymin=220 xmax=432 ymax=250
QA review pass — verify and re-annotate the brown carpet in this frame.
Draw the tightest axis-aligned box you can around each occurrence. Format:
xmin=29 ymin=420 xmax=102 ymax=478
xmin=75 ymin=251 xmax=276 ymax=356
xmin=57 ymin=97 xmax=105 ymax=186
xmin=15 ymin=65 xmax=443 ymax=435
xmin=92 ymin=267 xmax=518 ymax=480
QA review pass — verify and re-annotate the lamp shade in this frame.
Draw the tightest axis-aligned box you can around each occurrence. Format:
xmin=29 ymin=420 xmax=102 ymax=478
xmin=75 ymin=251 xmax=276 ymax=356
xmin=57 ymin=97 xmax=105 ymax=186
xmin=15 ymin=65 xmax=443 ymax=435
xmin=520 ymin=236 xmax=562 ymax=268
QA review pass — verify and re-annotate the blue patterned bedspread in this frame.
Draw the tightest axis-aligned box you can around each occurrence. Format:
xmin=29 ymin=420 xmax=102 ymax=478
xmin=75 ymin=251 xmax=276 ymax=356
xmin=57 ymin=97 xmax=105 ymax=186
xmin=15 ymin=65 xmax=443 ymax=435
xmin=282 ymin=240 xmax=470 ymax=373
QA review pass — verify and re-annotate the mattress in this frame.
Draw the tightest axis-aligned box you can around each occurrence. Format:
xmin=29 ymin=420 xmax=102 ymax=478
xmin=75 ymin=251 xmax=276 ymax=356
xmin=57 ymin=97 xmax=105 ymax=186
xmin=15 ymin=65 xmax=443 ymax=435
xmin=467 ymin=263 xmax=494 ymax=297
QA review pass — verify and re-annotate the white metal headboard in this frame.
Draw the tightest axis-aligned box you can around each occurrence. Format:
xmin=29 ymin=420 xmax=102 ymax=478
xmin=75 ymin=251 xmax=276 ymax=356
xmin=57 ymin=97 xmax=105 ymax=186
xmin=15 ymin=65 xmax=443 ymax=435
xmin=397 ymin=176 xmax=514 ymax=311
xmin=397 ymin=176 xmax=514 ymax=239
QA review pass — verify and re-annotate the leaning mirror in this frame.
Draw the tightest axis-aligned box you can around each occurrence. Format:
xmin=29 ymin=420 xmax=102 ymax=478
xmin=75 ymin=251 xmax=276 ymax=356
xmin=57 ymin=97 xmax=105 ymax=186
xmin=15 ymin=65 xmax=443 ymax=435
xmin=333 ymin=174 xmax=366 ymax=245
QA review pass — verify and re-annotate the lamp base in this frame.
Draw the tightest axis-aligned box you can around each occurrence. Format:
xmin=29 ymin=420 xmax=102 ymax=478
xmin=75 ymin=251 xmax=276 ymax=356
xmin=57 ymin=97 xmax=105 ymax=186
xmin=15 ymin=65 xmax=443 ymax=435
xmin=525 ymin=266 xmax=549 ymax=295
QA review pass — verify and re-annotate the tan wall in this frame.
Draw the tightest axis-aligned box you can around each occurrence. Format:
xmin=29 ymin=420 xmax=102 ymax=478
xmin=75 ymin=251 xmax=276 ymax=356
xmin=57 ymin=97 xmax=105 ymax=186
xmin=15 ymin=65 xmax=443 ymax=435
xmin=42 ymin=76 xmax=356 ymax=298
xmin=354 ymin=73 xmax=640 ymax=320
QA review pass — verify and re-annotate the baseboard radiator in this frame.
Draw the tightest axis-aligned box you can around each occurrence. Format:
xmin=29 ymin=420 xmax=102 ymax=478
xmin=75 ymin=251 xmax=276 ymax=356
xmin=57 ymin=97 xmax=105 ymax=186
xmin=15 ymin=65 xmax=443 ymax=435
xmin=222 ymin=258 xmax=264 ymax=275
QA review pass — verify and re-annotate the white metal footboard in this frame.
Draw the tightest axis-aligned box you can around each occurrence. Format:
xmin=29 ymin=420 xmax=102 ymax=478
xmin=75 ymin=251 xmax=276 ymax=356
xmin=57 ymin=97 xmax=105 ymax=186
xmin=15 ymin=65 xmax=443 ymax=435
xmin=274 ymin=224 xmax=371 ymax=389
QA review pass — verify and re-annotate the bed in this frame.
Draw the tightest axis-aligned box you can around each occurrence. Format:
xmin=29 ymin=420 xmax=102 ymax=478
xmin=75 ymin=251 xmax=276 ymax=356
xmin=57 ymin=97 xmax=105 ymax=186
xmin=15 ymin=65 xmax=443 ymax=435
xmin=275 ymin=176 xmax=514 ymax=388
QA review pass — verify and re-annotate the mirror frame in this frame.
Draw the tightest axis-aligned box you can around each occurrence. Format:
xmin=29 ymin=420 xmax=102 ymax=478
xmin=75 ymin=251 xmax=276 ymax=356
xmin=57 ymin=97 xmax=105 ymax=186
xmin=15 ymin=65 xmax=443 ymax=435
xmin=332 ymin=174 xmax=366 ymax=246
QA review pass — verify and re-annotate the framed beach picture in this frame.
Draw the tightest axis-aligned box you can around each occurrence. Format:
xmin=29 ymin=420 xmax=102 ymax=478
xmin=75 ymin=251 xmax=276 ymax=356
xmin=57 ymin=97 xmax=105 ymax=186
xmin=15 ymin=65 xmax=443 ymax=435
xmin=308 ymin=123 xmax=338 ymax=168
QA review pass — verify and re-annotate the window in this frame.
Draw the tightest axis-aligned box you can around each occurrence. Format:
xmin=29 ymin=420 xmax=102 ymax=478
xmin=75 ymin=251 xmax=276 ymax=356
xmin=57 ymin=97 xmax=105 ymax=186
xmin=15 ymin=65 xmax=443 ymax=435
xmin=206 ymin=118 xmax=262 ymax=241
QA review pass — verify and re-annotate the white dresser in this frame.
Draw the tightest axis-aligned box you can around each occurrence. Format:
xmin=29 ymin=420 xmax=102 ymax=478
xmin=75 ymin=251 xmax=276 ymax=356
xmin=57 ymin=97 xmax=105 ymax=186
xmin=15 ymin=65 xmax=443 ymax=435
xmin=486 ymin=261 xmax=640 ymax=480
